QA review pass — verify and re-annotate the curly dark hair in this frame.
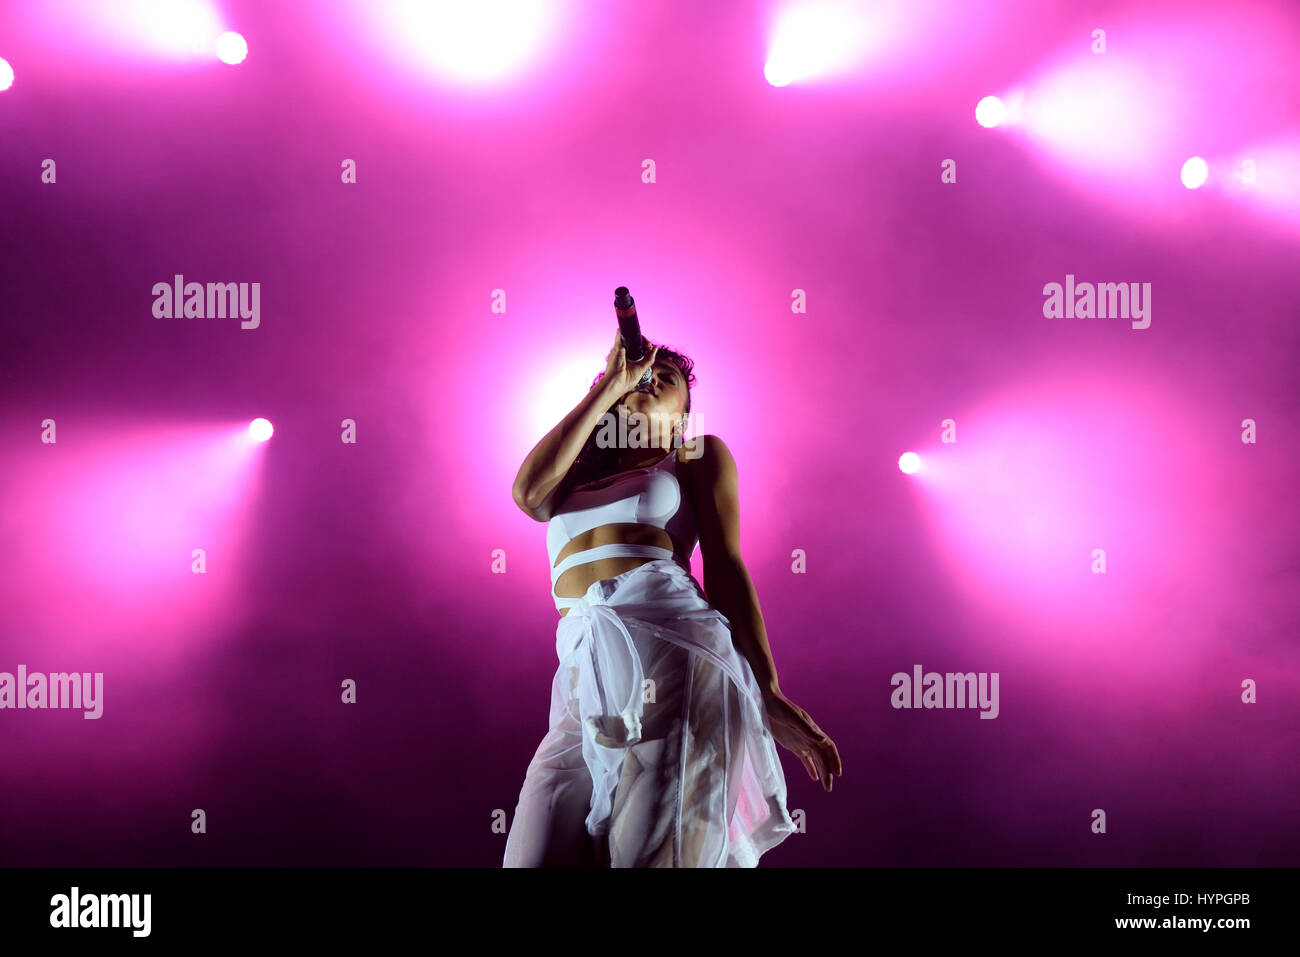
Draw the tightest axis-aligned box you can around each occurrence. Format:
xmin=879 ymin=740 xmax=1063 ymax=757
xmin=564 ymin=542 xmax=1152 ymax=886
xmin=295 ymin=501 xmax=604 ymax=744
xmin=561 ymin=342 xmax=697 ymax=494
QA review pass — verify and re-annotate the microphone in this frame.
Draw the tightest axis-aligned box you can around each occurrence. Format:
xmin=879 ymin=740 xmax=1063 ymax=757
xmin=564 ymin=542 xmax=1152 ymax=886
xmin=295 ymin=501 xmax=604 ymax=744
xmin=614 ymin=286 xmax=654 ymax=388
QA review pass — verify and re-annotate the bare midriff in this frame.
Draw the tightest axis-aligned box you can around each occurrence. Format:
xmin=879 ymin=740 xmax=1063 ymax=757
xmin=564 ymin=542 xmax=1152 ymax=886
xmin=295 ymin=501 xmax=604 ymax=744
xmin=554 ymin=522 xmax=690 ymax=617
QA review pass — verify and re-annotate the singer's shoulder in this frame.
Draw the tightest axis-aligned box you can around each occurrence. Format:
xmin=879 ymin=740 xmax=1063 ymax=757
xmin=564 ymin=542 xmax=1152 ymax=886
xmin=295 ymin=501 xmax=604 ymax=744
xmin=676 ymin=434 xmax=735 ymax=476
xmin=677 ymin=436 xmax=743 ymax=526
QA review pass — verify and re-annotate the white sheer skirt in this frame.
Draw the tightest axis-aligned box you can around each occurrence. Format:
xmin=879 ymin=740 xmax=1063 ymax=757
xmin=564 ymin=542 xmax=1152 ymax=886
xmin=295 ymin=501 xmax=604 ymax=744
xmin=503 ymin=559 xmax=795 ymax=868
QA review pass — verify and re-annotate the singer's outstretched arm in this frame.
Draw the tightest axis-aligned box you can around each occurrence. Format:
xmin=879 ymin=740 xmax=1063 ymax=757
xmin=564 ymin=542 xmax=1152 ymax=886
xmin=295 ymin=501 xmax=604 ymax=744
xmin=684 ymin=433 xmax=843 ymax=792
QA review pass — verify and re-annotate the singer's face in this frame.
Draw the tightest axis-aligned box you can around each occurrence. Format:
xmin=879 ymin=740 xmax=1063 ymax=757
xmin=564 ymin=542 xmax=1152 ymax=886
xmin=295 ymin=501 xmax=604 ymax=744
xmin=621 ymin=358 xmax=688 ymax=428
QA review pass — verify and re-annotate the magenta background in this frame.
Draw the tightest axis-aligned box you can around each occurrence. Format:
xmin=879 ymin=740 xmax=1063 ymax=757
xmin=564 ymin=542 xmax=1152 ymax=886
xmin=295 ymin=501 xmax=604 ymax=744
xmin=1 ymin=0 xmax=1297 ymax=866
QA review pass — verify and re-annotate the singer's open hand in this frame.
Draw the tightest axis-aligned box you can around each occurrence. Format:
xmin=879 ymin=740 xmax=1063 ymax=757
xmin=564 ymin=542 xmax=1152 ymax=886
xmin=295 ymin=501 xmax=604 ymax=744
xmin=604 ymin=327 xmax=658 ymax=394
xmin=764 ymin=689 xmax=843 ymax=793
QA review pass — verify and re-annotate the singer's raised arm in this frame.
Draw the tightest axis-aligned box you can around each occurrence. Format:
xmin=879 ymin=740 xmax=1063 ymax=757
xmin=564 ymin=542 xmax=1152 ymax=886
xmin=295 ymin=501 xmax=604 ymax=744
xmin=512 ymin=374 xmax=625 ymax=521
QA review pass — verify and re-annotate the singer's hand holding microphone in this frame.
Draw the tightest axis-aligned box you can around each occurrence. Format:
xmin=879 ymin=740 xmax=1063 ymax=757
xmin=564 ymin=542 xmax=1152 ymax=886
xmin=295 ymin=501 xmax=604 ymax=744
xmin=603 ymin=327 xmax=659 ymax=396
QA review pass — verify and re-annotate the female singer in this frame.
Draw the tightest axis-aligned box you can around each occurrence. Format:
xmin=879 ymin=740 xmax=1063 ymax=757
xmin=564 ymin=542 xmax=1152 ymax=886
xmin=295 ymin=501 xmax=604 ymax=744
xmin=503 ymin=329 xmax=841 ymax=867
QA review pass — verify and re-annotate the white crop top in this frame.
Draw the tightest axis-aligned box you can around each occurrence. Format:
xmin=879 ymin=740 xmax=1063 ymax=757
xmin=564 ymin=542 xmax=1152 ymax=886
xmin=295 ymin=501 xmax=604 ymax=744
xmin=546 ymin=447 xmax=698 ymax=610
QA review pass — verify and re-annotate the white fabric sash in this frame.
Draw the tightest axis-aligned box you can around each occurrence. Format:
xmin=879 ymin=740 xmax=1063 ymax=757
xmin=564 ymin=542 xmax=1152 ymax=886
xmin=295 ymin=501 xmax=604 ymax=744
xmin=554 ymin=559 xmax=759 ymax=838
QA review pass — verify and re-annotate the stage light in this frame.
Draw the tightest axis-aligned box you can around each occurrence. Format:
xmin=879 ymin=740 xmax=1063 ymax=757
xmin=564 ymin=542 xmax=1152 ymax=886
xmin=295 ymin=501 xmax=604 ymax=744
xmin=0 ymin=57 xmax=13 ymax=92
xmin=1009 ymin=53 xmax=1180 ymax=185
xmin=25 ymin=0 xmax=225 ymax=59
xmin=377 ymin=0 xmax=554 ymax=84
xmin=975 ymin=95 xmax=1005 ymax=128
xmin=764 ymin=57 xmax=794 ymax=88
xmin=215 ymin=31 xmax=247 ymax=65
xmin=1181 ymin=156 xmax=1209 ymax=189
xmin=127 ymin=0 xmax=222 ymax=56
xmin=764 ymin=1 xmax=870 ymax=87
xmin=248 ymin=418 xmax=274 ymax=442
xmin=898 ymin=451 xmax=921 ymax=474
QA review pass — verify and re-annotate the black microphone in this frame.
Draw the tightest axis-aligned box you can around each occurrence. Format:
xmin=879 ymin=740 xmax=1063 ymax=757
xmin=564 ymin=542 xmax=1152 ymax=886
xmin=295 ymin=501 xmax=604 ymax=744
xmin=614 ymin=286 xmax=654 ymax=388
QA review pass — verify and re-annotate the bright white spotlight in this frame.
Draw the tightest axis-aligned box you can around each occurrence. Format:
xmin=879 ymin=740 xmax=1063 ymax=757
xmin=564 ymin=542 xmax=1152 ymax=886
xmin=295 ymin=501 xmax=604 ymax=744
xmin=975 ymin=95 xmax=1005 ymax=128
xmin=764 ymin=57 xmax=794 ymax=88
xmin=898 ymin=452 xmax=921 ymax=474
xmin=248 ymin=418 xmax=274 ymax=442
xmin=1181 ymin=156 xmax=1209 ymax=189
xmin=0 ymin=57 xmax=13 ymax=92
xmin=383 ymin=0 xmax=552 ymax=83
xmin=764 ymin=1 xmax=868 ymax=87
xmin=215 ymin=31 xmax=247 ymax=65
xmin=126 ymin=0 xmax=222 ymax=56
